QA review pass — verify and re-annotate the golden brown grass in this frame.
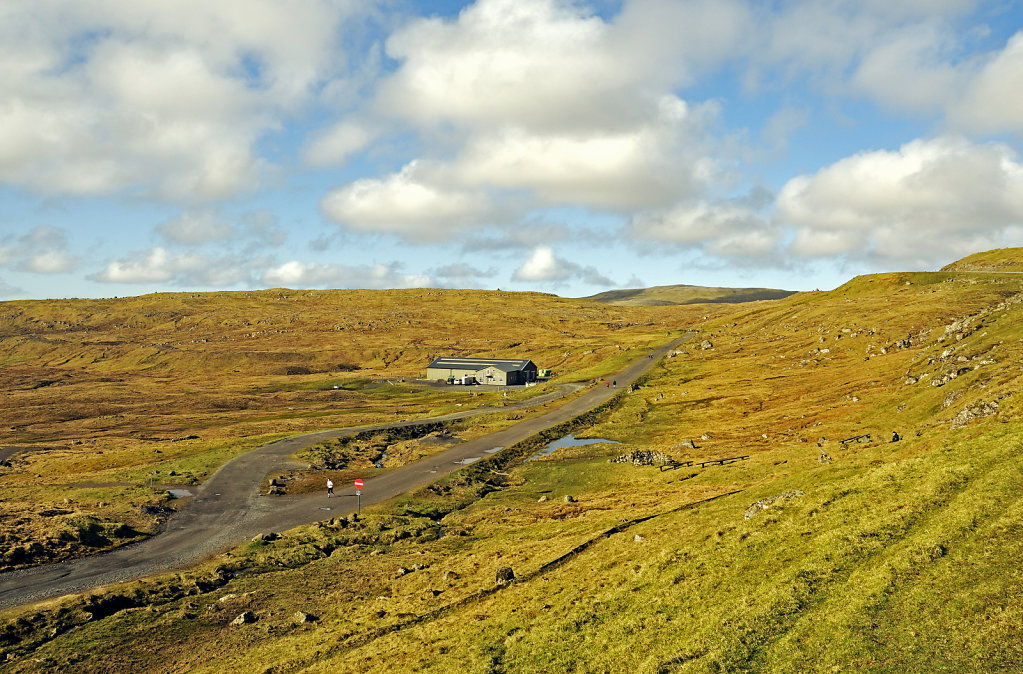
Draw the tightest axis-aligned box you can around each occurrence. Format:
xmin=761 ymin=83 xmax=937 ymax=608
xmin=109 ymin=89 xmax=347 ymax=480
xmin=6 ymin=254 xmax=1023 ymax=672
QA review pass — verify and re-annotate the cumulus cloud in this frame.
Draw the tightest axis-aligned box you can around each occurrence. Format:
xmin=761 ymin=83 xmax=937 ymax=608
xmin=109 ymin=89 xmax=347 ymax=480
xmin=0 ymin=226 xmax=77 ymax=274
xmin=89 ymin=247 xmax=254 ymax=286
xmin=0 ymin=1 xmax=369 ymax=200
xmin=511 ymin=245 xmax=612 ymax=286
xmin=949 ymin=31 xmax=1023 ymax=134
xmin=320 ymin=161 xmax=499 ymax=241
xmin=778 ymin=136 xmax=1023 ymax=266
xmin=322 ymin=0 xmax=733 ymax=239
xmin=157 ymin=211 xmax=233 ymax=245
xmin=628 ymin=199 xmax=781 ymax=261
xmin=90 ymin=247 xmax=202 ymax=283
xmin=303 ymin=120 xmax=379 ymax=167
xmin=433 ymin=263 xmax=497 ymax=281
xmin=260 ymin=260 xmax=430 ymax=289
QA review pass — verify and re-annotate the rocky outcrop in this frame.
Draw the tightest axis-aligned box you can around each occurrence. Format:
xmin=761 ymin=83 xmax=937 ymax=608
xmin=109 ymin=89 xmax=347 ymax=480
xmin=950 ymin=400 xmax=1000 ymax=429
xmin=744 ymin=490 xmax=805 ymax=520
xmin=609 ymin=450 xmax=673 ymax=466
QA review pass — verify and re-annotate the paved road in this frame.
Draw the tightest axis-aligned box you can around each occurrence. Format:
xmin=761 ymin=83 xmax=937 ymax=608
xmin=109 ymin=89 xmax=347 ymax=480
xmin=0 ymin=335 xmax=690 ymax=610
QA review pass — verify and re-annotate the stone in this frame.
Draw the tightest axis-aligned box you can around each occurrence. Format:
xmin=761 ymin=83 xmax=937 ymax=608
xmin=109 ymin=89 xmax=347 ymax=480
xmin=231 ymin=611 xmax=255 ymax=626
xmin=633 ymin=534 xmax=644 ymax=543
xmin=700 ymin=340 xmax=714 ymax=350
xmin=744 ymin=490 xmax=805 ymax=520
xmin=537 ymin=495 xmax=549 ymax=502
xmin=563 ymin=495 xmax=576 ymax=503
xmin=293 ymin=611 xmax=317 ymax=624
xmin=495 ymin=567 xmax=515 ymax=584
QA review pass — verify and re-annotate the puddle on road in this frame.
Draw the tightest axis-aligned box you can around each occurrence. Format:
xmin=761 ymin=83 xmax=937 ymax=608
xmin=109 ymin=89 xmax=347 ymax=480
xmin=484 ymin=447 xmax=503 ymax=454
xmin=454 ymin=457 xmax=481 ymax=465
xmin=530 ymin=434 xmax=620 ymax=460
xmin=166 ymin=489 xmax=193 ymax=498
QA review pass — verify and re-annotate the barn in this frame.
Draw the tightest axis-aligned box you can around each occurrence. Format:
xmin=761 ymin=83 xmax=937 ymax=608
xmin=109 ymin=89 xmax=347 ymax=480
xmin=425 ymin=357 xmax=539 ymax=385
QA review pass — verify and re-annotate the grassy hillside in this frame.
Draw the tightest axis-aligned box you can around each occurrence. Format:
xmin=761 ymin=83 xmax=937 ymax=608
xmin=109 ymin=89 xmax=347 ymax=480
xmin=584 ymin=283 xmax=797 ymax=306
xmin=0 ymin=289 xmax=704 ymax=570
xmin=940 ymin=246 xmax=1023 ymax=272
xmin=4 ymin=255 xmax=1023 ymax=671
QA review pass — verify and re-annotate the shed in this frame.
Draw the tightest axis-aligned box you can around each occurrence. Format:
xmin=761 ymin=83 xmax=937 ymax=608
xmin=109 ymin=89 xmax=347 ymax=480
xmin=426 ymin=357 xmax=539 ymax=385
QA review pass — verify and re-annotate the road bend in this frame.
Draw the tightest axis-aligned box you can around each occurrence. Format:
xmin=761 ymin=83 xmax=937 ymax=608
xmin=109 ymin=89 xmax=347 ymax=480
xmin=0 ymin=334 xmax=691 ymax=610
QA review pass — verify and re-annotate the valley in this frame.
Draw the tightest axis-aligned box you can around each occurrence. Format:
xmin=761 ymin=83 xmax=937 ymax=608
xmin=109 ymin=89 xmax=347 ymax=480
xmin=3 ymin=250 xmax=1023 ymax=671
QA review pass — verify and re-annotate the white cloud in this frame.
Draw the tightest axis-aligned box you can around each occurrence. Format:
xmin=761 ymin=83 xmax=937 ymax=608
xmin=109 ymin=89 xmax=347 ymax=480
xmin=0 ymin=226 xmax=78 ymax=274
xmin=950 ymin=31 xmax=1023 ymax=134
xmin=513 ymin=246 xmax=575 ymax=282
xmin=304 ymin=120 xmax=379 ymax=167
xmin=90 ymin=247 xmax=197 ymax=283
xmin=157 ymin=211 xmax=233 ymax=245
xmin=0 ymin=1 xmax=370 ymax=200
xmin=320 ymin=161 xmax=498 ymax=241
xmin=628 ymin=200 xmax=780 ymax=260
xmin=322 ymin=0 xmax=734 ymax=238
xmin=433 ymin=263 xmax=497 ymax=280
xmin=778 ymin=136 xmax=1023 ymax=265
xmin=850 ymin=25 xmax=967 ymax=114
xmin=261 ymin=260 xmax=430 ymax=289
xmin=90 ymin=247 xmax=260 ymax=286
xmin=511 ymin=245 xmax=613 ymax=286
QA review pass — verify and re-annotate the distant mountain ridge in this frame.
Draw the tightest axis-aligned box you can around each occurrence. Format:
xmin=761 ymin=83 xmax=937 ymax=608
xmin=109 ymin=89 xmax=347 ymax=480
xmin=582 ymin=283 xmax=798 ymax=306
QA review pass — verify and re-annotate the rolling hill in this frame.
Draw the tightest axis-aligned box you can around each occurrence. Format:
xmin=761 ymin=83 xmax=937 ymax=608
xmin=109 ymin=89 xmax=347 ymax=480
xmin=3 ymin=250 xmax=1023 ymax=672
xmin=583 ymin=283 xmax=797 ymax=306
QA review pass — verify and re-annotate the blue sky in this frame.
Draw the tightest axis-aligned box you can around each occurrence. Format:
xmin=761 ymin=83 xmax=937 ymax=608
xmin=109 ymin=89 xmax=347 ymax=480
xmin=2 ymin=0 xmax=1023 ymax=300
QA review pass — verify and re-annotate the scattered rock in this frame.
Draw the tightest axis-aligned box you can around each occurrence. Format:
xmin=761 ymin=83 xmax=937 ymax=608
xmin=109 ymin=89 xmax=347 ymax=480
xmin=950 ymin=400 xmax=999 ymax=429
xmin=563 ymin=495 xmax=576 ymax=503
xmin=495 ymin=567 xmax=515 ymax=584
xmin=293 ymin=611 xmax=317 ymax=624
xmin=744 ymin=490 xmax=805 ymax=520
xmin=537 ymin=495 xmax=549 ymax=502
xmin=609 ymin=451 xmax=672 ymax=466
xmin=231 ymin=611 xmax=255 ymax=626
xmin=818 ymin=452 xmax=832 ymax=465
xmin=700 ymin=340 xmax=714 ymax=350
xmin=942 ymin=390 xmax=963 ymax=409
xmin=633 ymin=534 xmax=644 ymax=543
xmin=252 ymin=532 xmax=280 ymax=543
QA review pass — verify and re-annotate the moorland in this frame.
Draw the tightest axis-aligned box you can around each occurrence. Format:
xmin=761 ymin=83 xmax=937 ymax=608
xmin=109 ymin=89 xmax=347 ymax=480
xmin=3 ymin=249 xmax=1023 ymax=672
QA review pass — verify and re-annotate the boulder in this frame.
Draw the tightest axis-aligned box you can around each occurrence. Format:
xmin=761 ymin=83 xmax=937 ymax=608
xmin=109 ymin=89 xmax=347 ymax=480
xmin=495 ymin=567 xmax=515 ymax=584
xmin=231 ymin=611 xmax=255 ymax=626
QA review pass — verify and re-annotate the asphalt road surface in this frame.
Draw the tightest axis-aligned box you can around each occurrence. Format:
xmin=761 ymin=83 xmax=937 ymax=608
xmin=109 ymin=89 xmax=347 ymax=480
xmin=0 ymin=335 xmax=691 ymax=610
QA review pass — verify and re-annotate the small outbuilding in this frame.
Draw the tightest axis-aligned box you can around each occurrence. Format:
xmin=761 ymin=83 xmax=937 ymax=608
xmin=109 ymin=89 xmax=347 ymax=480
xmin=426 ymin=357 xmax=539 ymax=386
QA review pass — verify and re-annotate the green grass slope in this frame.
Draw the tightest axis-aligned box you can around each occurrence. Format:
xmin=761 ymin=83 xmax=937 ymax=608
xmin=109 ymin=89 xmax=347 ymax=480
xmin=940 ymin=246 xmax=1023 ymax=272
xmin=4 ymin=252 xmax=1023 ymax=672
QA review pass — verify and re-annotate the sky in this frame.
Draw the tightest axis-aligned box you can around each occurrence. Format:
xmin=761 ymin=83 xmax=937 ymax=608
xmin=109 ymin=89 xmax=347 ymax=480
xmin=2 ymin=0 xmax=1023 ymax=301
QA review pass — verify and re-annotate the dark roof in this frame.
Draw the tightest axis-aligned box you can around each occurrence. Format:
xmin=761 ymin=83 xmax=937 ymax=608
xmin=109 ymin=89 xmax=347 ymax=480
xmin=426 ymin=357 xmax=537 ymax=373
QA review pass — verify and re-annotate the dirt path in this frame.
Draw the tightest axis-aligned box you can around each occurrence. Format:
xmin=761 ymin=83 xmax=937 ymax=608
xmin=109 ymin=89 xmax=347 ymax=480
xmin=0 ymin=336 xmax=690 ymax=610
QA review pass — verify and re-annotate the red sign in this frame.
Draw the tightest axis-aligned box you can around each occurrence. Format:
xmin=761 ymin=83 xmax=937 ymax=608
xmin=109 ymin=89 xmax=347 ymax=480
xmin=354 ymin=479 xmax=364 ymax=489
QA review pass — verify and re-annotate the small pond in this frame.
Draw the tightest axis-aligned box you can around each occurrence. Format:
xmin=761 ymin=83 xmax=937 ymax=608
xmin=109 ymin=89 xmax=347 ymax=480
xmin=530 ymin=434 xmax=619 ymax=460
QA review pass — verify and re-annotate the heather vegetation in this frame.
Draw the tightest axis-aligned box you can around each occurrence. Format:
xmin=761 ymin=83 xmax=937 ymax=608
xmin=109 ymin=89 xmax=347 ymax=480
xmin=4 ymin=252 xmax=1023 ymax=671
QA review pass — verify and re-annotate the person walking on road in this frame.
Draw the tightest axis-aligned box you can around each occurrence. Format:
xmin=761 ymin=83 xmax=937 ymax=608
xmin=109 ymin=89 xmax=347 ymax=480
xmin=326 ymin=478 xmax=334 ymax=498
